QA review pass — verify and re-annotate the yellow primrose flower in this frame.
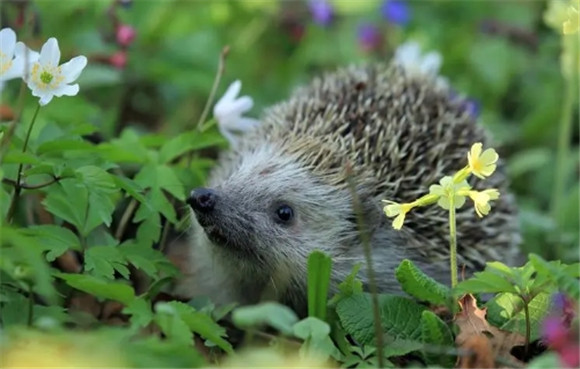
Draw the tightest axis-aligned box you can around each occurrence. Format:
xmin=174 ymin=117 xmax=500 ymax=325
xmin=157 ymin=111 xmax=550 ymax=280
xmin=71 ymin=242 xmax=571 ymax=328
xmin=459 ymin=189 xmax=500 ymax=217
xmin=563 ymin=1 xmax=579 ymax=34
xmin=383 ymin=201 xmax=415 ymax=230
xmin=429 ymin=176 xmax=470 ymax=210
xmin=467 ymin=143 xmax=499 ymax=179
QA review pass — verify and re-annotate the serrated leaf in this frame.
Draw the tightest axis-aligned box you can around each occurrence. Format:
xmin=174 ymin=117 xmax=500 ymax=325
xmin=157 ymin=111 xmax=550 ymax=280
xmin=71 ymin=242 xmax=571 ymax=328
xmin=158 ymin=301 xmax=233 ymax=353
xmin=156 ymin=165 xmax=185 ymax=201
xmin=420 ymin=310 xmax=454 ymax=367
xmin=84 ymin=246 xmax=130 ymax=280
xmin=154 ymin=308 xmax=193 ymax=346
xmin=307 ymin=250 xmax=332 ymax=321
xmin=158 ymin=129 xmax=224 ymax=164
xmin=232 ymin=302 xmax=299 ymax=336
xmin=329 ymin=263 xmax=363 ymax=306
xmin=76 ymin=166 xmax=117 ymax=193
xmin=23 ymin=225 xmax=81 ymax=262
xmin=112 ymin=175 xmax=147 ymax=204
xmin=529 ymin=254 xmax=580 ymax=300
xmin=123 ymin=298 xmax=154 ymax=329
xmin=486 ymin=291 xmax=553 ymax=340
xmin=55 ymin=273 xmax=135 ymax=305
xmin=395 ymin=259 xmax=451 ymax=306
xmin=336 ymin=293 xmax=425 ymax=345
xmin=119 ymin=241 xmax=178 ymax=280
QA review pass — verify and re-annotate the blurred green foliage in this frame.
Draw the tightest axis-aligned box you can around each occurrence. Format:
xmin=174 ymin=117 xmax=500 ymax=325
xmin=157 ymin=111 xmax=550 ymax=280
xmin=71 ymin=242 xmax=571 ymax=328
xmin=0 ymin=0 xmax=578 ymax=367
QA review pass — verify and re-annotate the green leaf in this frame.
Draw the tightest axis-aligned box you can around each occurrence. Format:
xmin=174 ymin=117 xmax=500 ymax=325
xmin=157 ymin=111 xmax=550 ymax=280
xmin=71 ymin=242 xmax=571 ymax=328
xmin=0 ymin=290 xmax=29 ymax=326
xmin=336 ymin=293 xmax=425 ymax=345
xmin=158 ymin=129 xmax=224 ymax=164
xmin=420 ymin=310 xmax=455 ymax=367
xmin=395 ymin=259 xmax=451 ymax=306
xmin=307 ymin=250 xmax=332 ymax=321
xmin=55 ymin=273 xmax=135 ymax=305
xmin=23 ymin=225 xmax=81 ymax=262
xmin=156 ymin=165 xmax=185 ymax=201
xmin=529 ymin=254 xmax=580 ymax=300
xmin=293 ymin=317 xmax=341 ymax=361
xmin=123 ymin=297 xmax=154 ymax=329
xmin=119 ymin=241 xmax=177 ymax=280
xmin=36 ymin=139 xmax=96 ymax=154
xmin=1 ymin=228 xmax=58 ymax=304
xmin=2 ymin=151 xmax=41 ymax=165
xmin=171 ymin=301 xmax=233 ymax=353
xmin=486 ymin=291 xmax=553 ymax=340
xmin=84 ymin=246 xmax=130 ymax=280
xmin=112 ymin=175 xmax=147 ymax=204
xmin=232 ymin=302 xmax=299 ymax=336
xmin=455 ymin=269 xmax=519 ymax=295
xmin=329 ymin=263 xmax=363 ymax=306
xmin=154 ymin=307 xmax=193 ymax=346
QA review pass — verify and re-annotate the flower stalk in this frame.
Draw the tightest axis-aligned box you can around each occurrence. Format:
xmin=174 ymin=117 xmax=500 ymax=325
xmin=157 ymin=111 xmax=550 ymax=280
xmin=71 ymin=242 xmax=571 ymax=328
xmin=6 ymin=104 xmax=41 ymax=223
xmin=448 ymin=195 xmax=458 ymax=287
xmin=383 ymin=142 xmax=501 ymax=288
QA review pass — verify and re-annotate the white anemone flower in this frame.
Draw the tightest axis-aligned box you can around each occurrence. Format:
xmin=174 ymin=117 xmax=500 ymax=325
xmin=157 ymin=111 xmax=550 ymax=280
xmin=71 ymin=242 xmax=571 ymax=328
xmin=394 ymin=41 xmax=448 ymax=89
xmin=0 ymin=28 xmax=39 ymax=89
xmin=24 ymin=38 xmax=87 ymax=106
xmin=213 ymin=80 xmax=260 ymax=147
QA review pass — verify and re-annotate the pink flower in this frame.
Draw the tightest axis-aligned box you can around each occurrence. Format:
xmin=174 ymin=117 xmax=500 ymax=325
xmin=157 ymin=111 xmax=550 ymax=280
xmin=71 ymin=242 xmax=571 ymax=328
xmin=116 ymin=25 xmax=136 ymax=47
xmin=110 ymin=51 xmax=127 ymax=69
xmin=560 ymin=344 xmax=580 ymax=368
xmin=542 ymin=317 xmax=569 ymax=349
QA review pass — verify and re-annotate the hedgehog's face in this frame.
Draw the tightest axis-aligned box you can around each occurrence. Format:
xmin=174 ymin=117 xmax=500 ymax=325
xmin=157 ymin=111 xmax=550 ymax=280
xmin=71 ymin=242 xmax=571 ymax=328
xmin=187 ymin=144 xmax=360 ymax=276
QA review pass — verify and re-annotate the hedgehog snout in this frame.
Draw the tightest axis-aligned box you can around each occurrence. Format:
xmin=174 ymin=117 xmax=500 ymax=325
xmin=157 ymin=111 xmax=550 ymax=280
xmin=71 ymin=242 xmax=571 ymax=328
xmin=187 ymin=187 xmax=217 ymax=214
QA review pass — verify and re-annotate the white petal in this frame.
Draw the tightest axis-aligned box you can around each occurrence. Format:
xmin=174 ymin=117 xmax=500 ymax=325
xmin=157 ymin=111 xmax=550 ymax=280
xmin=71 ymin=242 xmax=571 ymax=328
xmin=39 ymin=38 xmax=60 ymax=67
xmin=221 ymin=80 xmax=242 ymax=103
xmin=232 ymin=117 xmax=260 ymax=131
xmin=0 ymin=57 xmax=25 ymax=80
xmin=14 ymin=42 xmax=40 ymax=64
xmin=60 ymin=56 xmax=87 ymax=83
xmin=420 ymin=52 xmax=442 ymax=74
xmin=52 ymin=83 xmax=79 ymax=97
xmin=395 ymin=41 xmax=420 ymax=66
xmin=38 ymin=93 xmax=53 ymax=106
xmin=227 ymin=96 xmax=254 ymax=115
xmin=0 ymin=28 xmax=17 ymax=57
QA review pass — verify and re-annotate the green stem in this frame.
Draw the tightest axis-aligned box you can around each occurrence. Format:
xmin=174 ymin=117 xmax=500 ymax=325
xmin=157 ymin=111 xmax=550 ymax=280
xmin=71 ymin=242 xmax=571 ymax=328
xmin=550 ymin=79 xmax=576 ymax=258
xmin=27 ymin=282 xmax=34 ymax=326
xmin=345 ymin=163 xmax=385 ymax=368
xmin=0 ymin=80 xmax=27 ymax=164
xmin=522 ymin=296 xmax=531 ymax=357
xmin=449 ymin=198 xmax=458 ymax=288
xmin=6 ymin=104 xmax=41 ymax=224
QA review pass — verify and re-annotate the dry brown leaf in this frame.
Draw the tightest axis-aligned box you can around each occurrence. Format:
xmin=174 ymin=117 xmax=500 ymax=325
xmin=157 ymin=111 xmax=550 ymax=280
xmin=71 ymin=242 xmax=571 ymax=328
xmin=457 ymin=334 xmax=495 ymax=369
xmin=454 ymin=294 xmax=526 ymax=368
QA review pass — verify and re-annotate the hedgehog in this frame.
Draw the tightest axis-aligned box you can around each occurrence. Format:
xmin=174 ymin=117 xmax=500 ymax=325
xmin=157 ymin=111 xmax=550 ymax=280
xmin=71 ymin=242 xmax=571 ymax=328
xmin=179 ymin=61 xmax=521 ymax=316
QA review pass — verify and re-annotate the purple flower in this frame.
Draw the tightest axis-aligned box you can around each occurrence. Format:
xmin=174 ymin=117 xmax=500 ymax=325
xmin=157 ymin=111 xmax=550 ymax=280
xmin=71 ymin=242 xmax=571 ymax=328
xmin=357 ymin=24 xmax=382 ymax=52
xmin=463 ymin=99 xmax=481 ymax=118
xmin=308 ymin=0 xmax=334 ymax=26
xmin=381 ymin=0 xmax=410 ymax=26
xmin=542 ymin=317 xmax=568 ymax=349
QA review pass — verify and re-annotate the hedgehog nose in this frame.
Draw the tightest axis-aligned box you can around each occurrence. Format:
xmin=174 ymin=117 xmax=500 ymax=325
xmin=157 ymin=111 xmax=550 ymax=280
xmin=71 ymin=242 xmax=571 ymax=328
xmin=187 ymin=188 xmax=217 ymax=213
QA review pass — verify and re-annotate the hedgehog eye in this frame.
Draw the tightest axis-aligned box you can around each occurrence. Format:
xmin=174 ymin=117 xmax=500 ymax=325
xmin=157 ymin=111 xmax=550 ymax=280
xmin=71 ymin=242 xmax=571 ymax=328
xmin=275 ymin=204 xmax=294 ymax=223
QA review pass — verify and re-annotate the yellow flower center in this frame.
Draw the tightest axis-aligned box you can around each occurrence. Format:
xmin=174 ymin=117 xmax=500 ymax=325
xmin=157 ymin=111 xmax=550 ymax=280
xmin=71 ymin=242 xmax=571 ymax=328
xmin=0 ymin=51 xmax=13 ymax=75
xmin=40 ymin=71 xmax=54 ymax=84
xmin=30 ymin=63 xmax=64 ymax=90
